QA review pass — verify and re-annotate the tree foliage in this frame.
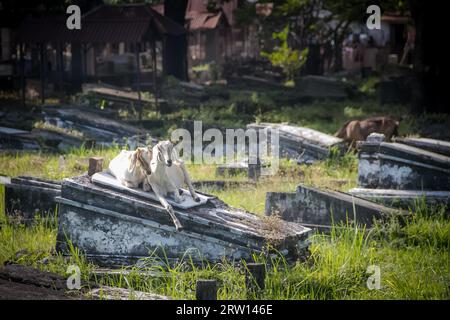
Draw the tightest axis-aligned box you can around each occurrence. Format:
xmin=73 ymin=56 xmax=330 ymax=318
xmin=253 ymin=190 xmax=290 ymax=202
xmin=261 ymin=25 xmax=308 ymax=86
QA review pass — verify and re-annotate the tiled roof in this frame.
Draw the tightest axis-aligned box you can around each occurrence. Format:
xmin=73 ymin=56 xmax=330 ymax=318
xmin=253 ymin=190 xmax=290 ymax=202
xmin=17 ymin=4 xmax=186 ymax=43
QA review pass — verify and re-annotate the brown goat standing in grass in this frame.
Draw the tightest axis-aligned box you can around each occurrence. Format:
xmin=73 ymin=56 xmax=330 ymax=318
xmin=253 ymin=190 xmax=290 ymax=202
xmin=335 ymin=116 xmax=401 ymax=144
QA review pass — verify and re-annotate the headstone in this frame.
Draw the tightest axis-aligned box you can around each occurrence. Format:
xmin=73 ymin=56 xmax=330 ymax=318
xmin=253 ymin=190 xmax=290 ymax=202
xmin=265 ymin=184 xmax=403 ymax=230
xmin=358 ymin=137 xmax=450 ymax=190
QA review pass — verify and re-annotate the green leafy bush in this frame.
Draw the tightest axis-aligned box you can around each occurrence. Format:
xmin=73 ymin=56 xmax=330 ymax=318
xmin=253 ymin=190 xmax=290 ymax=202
xmin=261 ymin=25 xmax=308 ymax=86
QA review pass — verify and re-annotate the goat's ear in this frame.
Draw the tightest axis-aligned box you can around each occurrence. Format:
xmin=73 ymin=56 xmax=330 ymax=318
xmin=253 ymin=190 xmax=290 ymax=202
xmin=129 ymin=149 xmax=141 ymax=172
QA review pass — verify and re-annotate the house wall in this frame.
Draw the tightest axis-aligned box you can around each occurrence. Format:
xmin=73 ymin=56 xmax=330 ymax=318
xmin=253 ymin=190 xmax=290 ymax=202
xmin=185 ymin=0 xmax=260 ymax=67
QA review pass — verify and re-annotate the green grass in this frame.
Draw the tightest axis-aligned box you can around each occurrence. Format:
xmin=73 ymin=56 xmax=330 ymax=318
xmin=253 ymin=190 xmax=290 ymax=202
xmin=1 ymin=196 xmax=447 ymax=299
xmin=1 ymin=76 xmax=449 ymax=299
xmin=0 ymin=146 xmax=448 ymax=300
xmin=86 ymin=206 xmax=450 ymax=300
xmin=0 ymin=145 xmax=121 ymax=180
xmin=0 ymin=147 xmax=358 ymax=215
xmin=157 ymin=89 xmax=415 ymax=137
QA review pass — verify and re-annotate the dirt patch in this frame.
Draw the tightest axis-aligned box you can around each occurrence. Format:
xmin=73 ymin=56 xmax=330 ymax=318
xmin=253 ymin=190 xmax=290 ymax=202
xmin=0 ymin=264 xmax=82 ymax=300
xmin=0 ymin=264 xmax=171 ymax=300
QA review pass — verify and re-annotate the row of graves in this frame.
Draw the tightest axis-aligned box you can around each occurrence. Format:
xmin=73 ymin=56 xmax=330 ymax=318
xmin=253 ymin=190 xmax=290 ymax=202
xmin=261 ymin=125 xmax=450 ymax=230
xmin=1 ymin=122 xmax=449 ymax=267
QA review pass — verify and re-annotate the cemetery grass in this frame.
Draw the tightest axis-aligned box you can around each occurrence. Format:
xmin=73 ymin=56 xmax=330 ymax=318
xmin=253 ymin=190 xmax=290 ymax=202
xmin=0 ymin=148 xmax=449 ymax=299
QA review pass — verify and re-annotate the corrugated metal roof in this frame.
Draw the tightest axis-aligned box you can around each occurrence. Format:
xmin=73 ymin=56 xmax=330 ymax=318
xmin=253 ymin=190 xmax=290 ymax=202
xmin=16 ymin=4 xmax=185 ymax=43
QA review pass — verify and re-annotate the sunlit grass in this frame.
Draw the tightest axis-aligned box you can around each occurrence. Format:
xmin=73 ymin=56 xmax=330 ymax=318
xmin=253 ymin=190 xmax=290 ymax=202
xmin=1 ymin=179 xmax=448 ymax=299
xmin=0 ymin=146 xmax=448 ymax=300
xmin=0 ymin=146 xmax=358 ymax=216
xmin=0 ymin=145 xmax=121 ymax=180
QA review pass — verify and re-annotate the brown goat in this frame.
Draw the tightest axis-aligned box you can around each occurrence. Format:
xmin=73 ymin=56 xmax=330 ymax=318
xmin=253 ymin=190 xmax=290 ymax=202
xmin=335 ymin=117 xmax=400 ymax=143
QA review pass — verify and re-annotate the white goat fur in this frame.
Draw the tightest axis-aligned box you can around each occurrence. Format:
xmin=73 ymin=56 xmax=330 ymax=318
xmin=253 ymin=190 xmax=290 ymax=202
xmin=143 ymin=141 xmax=198 ymax=231
xmin=108 ymin=147 xmax=152 ymax=191
xmin=146 ymin=140 xmax=200 ymax=204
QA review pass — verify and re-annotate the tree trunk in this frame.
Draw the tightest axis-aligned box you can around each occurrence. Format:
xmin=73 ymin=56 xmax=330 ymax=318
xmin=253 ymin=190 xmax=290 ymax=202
xmin=332 ymin=32 xmax=343 ymax=72
xmin=409 ymin=0 xmax=448 ymax=114
xmin=163 ymin=0 xmax=188 ymax=81
xmin=70 ymin=42 xmax=83 ymax=92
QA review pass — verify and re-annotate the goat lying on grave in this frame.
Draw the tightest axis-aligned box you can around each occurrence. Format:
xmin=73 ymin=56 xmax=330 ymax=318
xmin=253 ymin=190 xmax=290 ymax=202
xmin=108 ymin=147 xmax=153 ymax=191
xmin=145 ymin=140 xmax=200 ymax=231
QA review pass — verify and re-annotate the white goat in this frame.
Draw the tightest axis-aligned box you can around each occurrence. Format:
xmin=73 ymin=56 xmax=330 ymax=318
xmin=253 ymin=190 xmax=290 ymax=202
xmin=108 ymin=147 xmax=153 ymax=191
xmin=145 ymin=140 xmax=200 ymax=231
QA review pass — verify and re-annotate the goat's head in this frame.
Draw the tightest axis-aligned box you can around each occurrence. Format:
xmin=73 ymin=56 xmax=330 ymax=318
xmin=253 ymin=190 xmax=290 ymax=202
xmin=153 ymin=140 xmax=175 ymax=167
xmin=129 ymin=147 xmax=152 ymax=174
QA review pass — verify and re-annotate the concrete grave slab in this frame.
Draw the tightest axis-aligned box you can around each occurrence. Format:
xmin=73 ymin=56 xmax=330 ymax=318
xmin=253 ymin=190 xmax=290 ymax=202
xmin=0 ymin=126 xmax=41 ymax=150
xmin=358 ymin=138 xmax=450 ymax=190
xmin=265 ymin=184 xmax=404 ymax=230
xmin=56 ymin=175 xmax=311 ymax=266
xmin=2 ymin=176 xmax=61 ymax=221
xmin=92 ymin=171 xmax=210 ymax=209
xmin=247 ymin=123 xmax=345 ymax=164
xmin=394 ymin=137 xmax=450 ymax=157
xmin=349 ymin=188 xmax=450 ymax=210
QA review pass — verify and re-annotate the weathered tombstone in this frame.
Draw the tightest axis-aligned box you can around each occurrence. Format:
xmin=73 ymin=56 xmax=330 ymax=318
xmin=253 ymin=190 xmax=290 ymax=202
xmin=2 ymin=176 xmax=61 ymax=222
xmin=358 ymin=134 xmax=450 ymax=190
xmin=265 ymin=184 xmax=403 ymax=230
xmin=56 ymin=173 xmax=311 ymax=266
xmin=0 ymin=126 xmax=41 ymax=150
xmin=196 ymin=280 xmax=217 ymax=300
xmin=41 ymin=105 xmax=152 ymax=149
xmin=245 ymin=263 xmax=265 ymax=298
xmin=394 ymin=137 xmax=450 ymax=157
xmin=247 ymin=123 xmax=345 ymax=164
xmin=88 ymin=157 xmax=104 ymax=176
xmin=348 ymin=188 xmax=450 ymax=210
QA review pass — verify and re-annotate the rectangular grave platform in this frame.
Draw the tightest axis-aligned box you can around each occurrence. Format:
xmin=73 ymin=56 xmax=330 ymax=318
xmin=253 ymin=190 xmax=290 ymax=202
xmin=358 ymin=139 xmax=450 ymax=190
xmin=92 ymin=172 xmax=210 ymax=209
xmin=348 ymin=188 xmax=450 ymax=210
xmin=265 ymin=184 xmax=404 ymax=230
xmin=2 ymin=176 xmax=61 ymax=221
xmin=247 ymin=123 xmax=345 ymax=164
xmin=394 ymin=137 xmax=450 ymax=157
xmin=56 ymin=175 xmax=311 ymax=266
xmin=0 ymin=126 xmax=41 ymax=151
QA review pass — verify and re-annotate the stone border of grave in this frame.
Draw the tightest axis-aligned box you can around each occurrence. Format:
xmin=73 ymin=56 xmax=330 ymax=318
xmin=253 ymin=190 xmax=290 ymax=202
xmin=355 ymin=133 xmax=450 ymax=211
xmin=357 ymin=133 xmax=450 ymax=190
xmin=265 ymin=184 xmax=406 ymax=231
